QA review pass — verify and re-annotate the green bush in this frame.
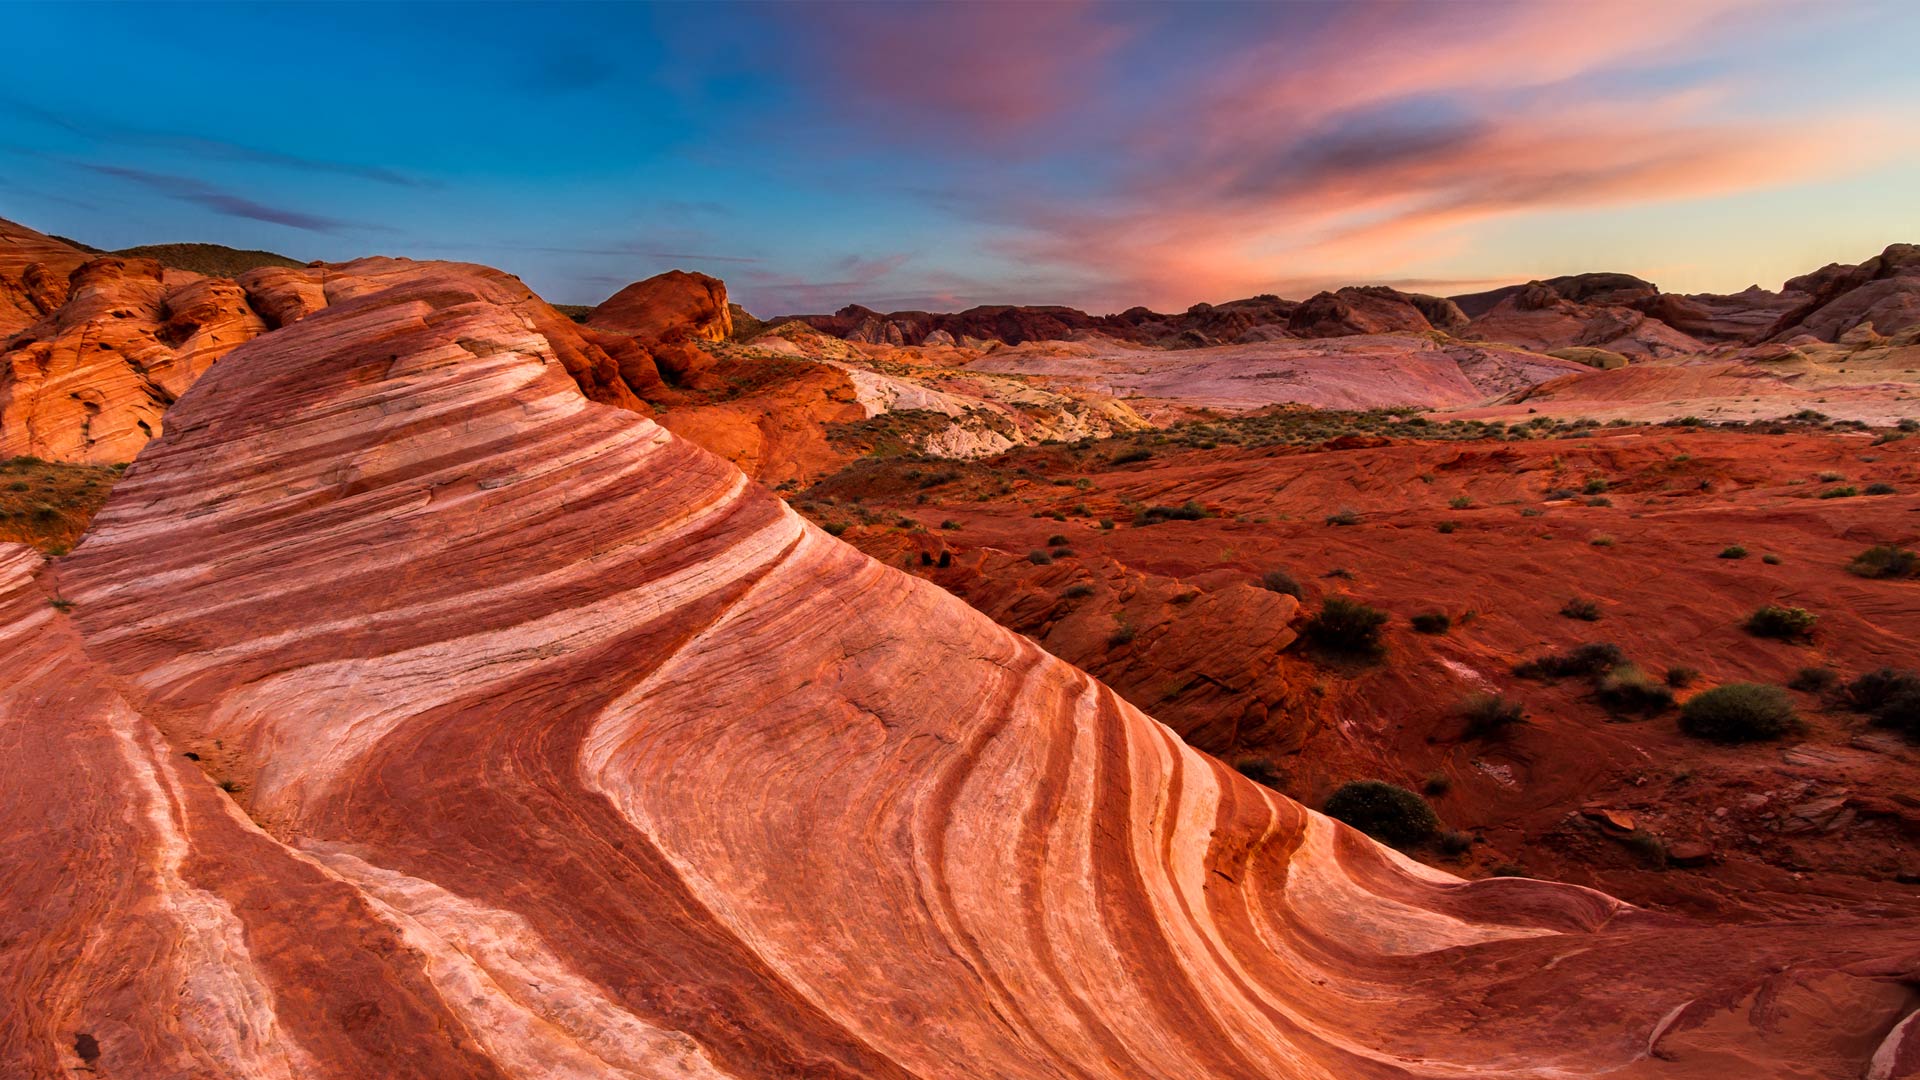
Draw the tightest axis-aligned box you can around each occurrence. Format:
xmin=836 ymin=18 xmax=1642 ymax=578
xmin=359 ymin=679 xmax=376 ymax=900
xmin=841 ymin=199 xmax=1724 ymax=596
xmin=1665 ymin=666 xmax=1700 ymax=688
xmin=1560 ymin=598 xmax=1602 ymax=621
xmin=1323 ymin=780 xmax=1439 ymax=847
xmin=1046 ymin=534 xmax=1069 ymax=547
xmin=1436 ymin=520 xmax=1458 ymax=534
xmin=1595 ymin=664 xmax=1674 ymax=714
xmin=1026 ymin=550 xmax=1053 ymax=565
xmin=1303 ymin=597 xmax=1389 ymax=655
xmin=1865 ymin=483 xmax=1897 ymax=495
xmin=1718 ymin=545 xmax=1747 ymax=559
xmin=1325 ymin=507 xmax=1361 ymax=526
xmin=1410 ymin=611 xmax=1451 ymax=634
xmin=1584 ymin=477 xmax=1610 ymax=494
xmin=1460 ymin=693 xmax=1525 ymax=737
xmin=1818 ymin=485 xmax=1859 ymax=499
xmin=1848 ymin=545 xmax=1918 ymax=579
xmin=1787 ymin=666 xmax=1837 ymax=693
xmin=1260 ymin=569 xmax=1302 ymax=598
xmin=1515 ymin=642 xmax=1627 ymax=680
xmin=1448 ymin=495 xmax=1472 ymax=509
xmin=1746 ymin=604 xmax=1817 ymax=641
xmin=1847 ymin=668 xmax=1920 ymax=738
xmin=1679 ymin=683 xmax=1797 ymax=743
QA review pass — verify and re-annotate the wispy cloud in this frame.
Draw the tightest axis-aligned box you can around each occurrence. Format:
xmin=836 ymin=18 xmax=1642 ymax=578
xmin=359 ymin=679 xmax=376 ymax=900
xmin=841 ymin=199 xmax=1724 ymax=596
xmin=6 ymin=96 xmax=425 ymax=187
xmin=74 ymin=163 xmax=370 ymax=233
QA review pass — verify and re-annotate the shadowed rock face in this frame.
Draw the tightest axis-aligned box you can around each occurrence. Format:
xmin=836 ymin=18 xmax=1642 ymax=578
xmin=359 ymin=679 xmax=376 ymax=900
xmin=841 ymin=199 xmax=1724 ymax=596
xmin=1766 ymin=243 xmax=1920 ymax=342
xmin=1288 ymin=286 xmax=1468 ymax=338
xmin=5 ymin=260 xmax=1918 ymax=1078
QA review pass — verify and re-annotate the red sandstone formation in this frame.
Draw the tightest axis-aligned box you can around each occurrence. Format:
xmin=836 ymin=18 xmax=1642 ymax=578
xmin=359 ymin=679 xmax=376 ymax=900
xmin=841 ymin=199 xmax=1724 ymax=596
xmin=1287 ymin=286 xmax=1468 ymax=338
xmin=2 ymin=258 xmax=1915 ymax=1078
xmin=0 ymin=255 xmax=267 ymax=462
xmin=1766 ymin=243 xmax=1920 ymax=342
xmin=0 ymin=218 xmax=91 ymax=336
xmin=589 ymin=269 xmax=733 ymax=343
xmin=1464 ymin=280 xmax=1706 ymax=358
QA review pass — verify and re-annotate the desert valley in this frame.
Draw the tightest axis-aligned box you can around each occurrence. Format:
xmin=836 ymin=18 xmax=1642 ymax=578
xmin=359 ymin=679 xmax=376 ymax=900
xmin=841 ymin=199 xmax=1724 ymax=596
xmin=4 ymin=1 xmax=1920 ymax=1076
xmin=2 ymin=213 xmax=1917 ymax=1078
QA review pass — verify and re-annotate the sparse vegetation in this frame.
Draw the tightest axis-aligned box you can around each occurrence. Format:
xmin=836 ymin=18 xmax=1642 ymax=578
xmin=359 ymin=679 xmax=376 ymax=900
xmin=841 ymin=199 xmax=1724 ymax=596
xmin=1847 ymin=668 xmax=1920 ymax=739
xmin=1848 ymin=544 xmax=1918 ymax=579
xmin=1260 ymin=568 xmax=1303 ymax=598
xmin=1679 ymin=682 xmax=1797 ymax=743
xmin=1410 ymin=611 xmax=1451 ymax=634
xmin=1459 ymin=693 xmax=1525 ymax=738
xmin=1560 ymin=598 xmax=1602 ymax=621
xmin=1133 ymin=501 xmax=1211 ymax=526
xmin=1026 ymin=549 xmax=1053 ymax=565
xmin=1323 ymin=780 xmax=1440 ymax=847
xmin=1595 ymin=664 xmax=1674 ymax=714
xmin=1665 ymin=666 xmax=1700 ymax=689
xmin=1303 ymin=597 xmax=1389 ymax=656
xmin=1745 ymin=604 xmax=1817 ymax=641
xmin=1718 ymin=545 xmax=1747 ymax=559
xmin=1788 ymin=666 xmax=1838 ymax=693
xmin=1817 ymin=485 xmax=1859 ymax=499
xmin=1514 ymin=642 xmax=1626 ymax=680
xmin=1865 ymin=483 xmax=1897 ymax=495
xmin=1324 ymin=507 xmax=1361 ymax=526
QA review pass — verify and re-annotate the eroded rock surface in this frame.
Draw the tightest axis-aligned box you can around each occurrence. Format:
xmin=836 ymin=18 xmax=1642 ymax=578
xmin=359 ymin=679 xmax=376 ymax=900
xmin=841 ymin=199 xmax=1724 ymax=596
xmin=3 ymin=259 xmax=1914 ymax=1078
xmin=0 ymin=255 xmax=267 ymax=462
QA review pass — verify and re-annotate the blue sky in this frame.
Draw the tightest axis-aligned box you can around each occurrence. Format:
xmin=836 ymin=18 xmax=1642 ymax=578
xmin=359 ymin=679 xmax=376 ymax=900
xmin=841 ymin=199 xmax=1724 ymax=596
xmin=3 ymin=1 xmax=1916 ymax=314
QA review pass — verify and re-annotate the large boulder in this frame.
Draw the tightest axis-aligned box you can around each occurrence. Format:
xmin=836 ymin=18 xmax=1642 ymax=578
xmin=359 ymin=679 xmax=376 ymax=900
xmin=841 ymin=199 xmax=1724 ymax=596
xmin=587 ymin=269 xmax=733 ymax=344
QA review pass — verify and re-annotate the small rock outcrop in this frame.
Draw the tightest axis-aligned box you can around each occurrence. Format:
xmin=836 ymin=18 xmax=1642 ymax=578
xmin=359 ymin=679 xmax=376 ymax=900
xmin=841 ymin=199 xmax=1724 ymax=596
xmin=1287 ymin=286 xmax=1469 ymax=338
xmin=587 ymin=269 xmax=733 ymax=343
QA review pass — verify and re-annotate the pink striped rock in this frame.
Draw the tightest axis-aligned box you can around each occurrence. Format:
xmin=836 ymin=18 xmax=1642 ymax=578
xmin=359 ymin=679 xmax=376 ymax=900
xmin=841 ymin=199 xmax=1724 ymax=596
xmin=2 ymin=259 xmax=1912 ymax=1078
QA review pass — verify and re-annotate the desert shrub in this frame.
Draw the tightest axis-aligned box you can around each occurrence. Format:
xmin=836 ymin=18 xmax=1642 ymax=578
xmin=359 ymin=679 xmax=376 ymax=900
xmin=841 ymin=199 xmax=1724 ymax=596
xmin=1745 ymin=604 xmax=1817 ymax=641
xmin=1590 ymin=534 xmax=1616 ymax=547
xmin=1260 ymin=569 xmax=1303 ymax=598
xmin=1584 ymin=477 xmax=1610 ymax=494
xmin=1865 ymin=483 xmax=1897 ymax=495
xmin=1303 ymin=597 xmax=1388 ymax=655
xmin=1410 ymin=611 xmax=1451 ymax=634
xmin=1448 ymin=495 xmax=1472 ymax=509
xmin=823 ymin=521 xmax=849 ymax=537
xmin=1051 ymin=546 xmax=1074 ymax=558
xmin=1586 ymin=495 xmax=1612 ymax=507
xmin=1818 ymin=485 xmax=1859 ymax=499
xmin=940 ymin=519 xmax=961 ymax=530
xmin=1437 ymin=830 xmax=1475 ymax=855
xmin=1046 ymin=533 xmax=1069 ymax=546
xmin=936 ymin=551 xmax=951 ymax=568
xmin=1665 ymin=666 xmax=1699 ymax=689
xmin=1679 ymin=683 xmax=1797 ymax=743
xmin=1026 ymin=549 xmax=1053 ymax=565
xmin=1423 ymin=772 xmax=1452 ymax=796
xmin=1848 ymin=545 xmax=1918 ymax=579
xmin=1847 ymin=668 xmax=1920 ymax=735
xmin=1514 ymin=642 xmax=1627 ymax=680
xmin=1762 ymin=554 xmax=1782 ymax=565
xmin=1546 ymin=487 xmax=1577 ymax=501
xmin=1325 ymin=507 xmax=1361 ymax=526
xmin=1560 ymin=597 xmax=1602 ymax=621
xmin=1135 ymin=501 xmax=1210 ymax=525
xmin=1595 ymin=664 xmax=1674 ymax=714
xmin=1063 ymin=583 xmax=1095 ymax=599
xmin=1817 ymin=470 xmax=1845 ymax=482
xmin=1718 ymin=545 xmax=1747 ymax=559
xmin=1098 ymin=518 xmax=1114 ymax=530
xmin=1110 ymin=447 xmax=1154 ymax=465
xmin=1233 ymin=757 xmax=1285 ymax=788
xmin=1107 ymin=625 xmax=1136 ymax=647
xmin=1323 ymin=780 xmax=1439 ymax=847
xmin=1436 ymin=521 xmax=1458 ymax=534
xmin=1460 ymin=693 xmax=1525 ymax=738
xmin=1788 ymin=666 xmax=1838 ymax=693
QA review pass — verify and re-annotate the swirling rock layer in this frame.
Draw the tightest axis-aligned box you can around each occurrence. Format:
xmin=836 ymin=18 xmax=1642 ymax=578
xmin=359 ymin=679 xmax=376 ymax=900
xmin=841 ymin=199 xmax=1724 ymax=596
xmin=7 ymin=260 xmax=1917 ymax=1078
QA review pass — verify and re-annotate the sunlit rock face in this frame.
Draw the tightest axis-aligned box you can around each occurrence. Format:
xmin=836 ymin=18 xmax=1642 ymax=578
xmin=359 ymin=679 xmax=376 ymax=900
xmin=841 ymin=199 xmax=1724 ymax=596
xmin=4 ymin=260 xmax=1915 ymax=1079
